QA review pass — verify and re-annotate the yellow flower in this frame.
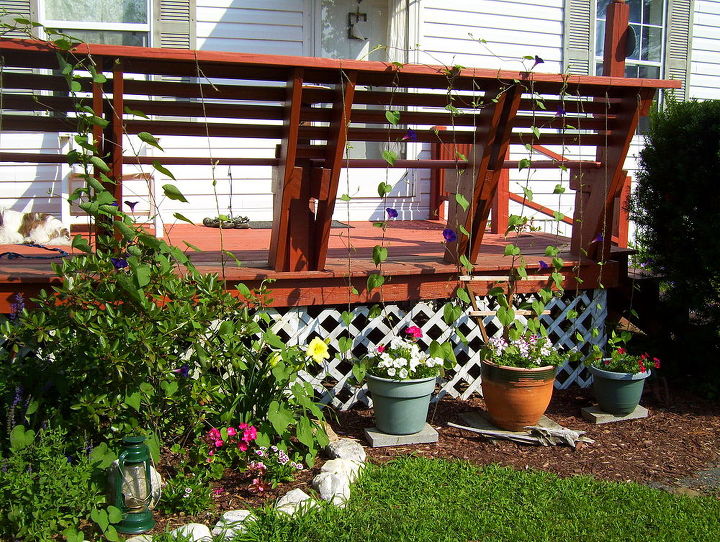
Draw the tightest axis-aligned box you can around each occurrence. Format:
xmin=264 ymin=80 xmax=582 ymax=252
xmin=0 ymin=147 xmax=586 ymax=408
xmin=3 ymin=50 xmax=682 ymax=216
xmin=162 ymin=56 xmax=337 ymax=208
xmin=306 ymin=337 xmax=330 ymax=364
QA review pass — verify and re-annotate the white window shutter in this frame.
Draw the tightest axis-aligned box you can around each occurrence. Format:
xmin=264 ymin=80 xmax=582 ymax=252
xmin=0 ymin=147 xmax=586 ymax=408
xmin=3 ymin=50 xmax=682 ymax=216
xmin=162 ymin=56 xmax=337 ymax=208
xmin=665 ymin=0 xmax=693 ymax=101
xmin=563 ymin=0 xmax=594 ymax=75
xmin=153 ymin=0 xmax=196 ymax=49
xmin=0 ymin=0 xmax=38 ymax=37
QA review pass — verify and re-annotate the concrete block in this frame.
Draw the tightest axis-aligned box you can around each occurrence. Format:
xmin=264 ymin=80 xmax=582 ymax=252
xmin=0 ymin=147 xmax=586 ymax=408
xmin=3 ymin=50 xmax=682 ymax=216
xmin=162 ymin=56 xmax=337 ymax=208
xmin=364 ymin=423 xmax=438 ymax=447
xmin=581 ymin=405 xmax=649 ymax=424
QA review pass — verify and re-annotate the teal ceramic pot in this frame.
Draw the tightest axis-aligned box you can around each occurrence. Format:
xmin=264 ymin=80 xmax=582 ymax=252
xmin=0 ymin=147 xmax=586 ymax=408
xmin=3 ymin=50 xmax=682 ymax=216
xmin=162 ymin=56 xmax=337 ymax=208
xmin=588 ymin=364 xmax=651 ymax=415
xmin=366 ymin=374 xmax=436 ymax=435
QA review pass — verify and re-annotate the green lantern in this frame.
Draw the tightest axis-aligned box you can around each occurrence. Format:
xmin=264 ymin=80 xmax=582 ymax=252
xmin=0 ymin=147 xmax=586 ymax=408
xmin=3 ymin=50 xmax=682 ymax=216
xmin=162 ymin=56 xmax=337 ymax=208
xmin=113 ymin=435 xmax=155 ymax=534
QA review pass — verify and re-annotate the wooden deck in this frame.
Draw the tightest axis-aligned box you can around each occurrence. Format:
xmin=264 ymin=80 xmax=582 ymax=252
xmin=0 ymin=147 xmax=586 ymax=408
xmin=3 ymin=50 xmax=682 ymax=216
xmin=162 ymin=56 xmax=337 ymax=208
xmin=0 ymin=220 xmax=628 ymax=312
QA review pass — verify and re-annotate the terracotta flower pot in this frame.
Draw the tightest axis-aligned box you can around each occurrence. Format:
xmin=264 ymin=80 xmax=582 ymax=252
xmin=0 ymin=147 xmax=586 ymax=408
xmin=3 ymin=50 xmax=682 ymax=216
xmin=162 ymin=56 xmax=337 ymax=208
xmin=480 ymin=360 xmax=556 ymax=431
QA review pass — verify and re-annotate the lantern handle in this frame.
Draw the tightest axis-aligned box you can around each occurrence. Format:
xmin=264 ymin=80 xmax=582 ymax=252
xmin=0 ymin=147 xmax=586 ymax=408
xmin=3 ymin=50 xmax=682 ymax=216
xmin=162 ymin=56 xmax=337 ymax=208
xmin=115 ymin=449 xmax=129 ymax=511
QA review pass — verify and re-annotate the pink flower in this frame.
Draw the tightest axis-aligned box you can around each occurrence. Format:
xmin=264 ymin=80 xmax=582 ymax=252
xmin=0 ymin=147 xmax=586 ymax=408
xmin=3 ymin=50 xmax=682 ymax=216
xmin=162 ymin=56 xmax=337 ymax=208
xmin=208 ymin=449 xmax=215 ymax=456
xmin=653 ymin=357 xmax=661 ymax=369
xmin=377 ymin=345 xmax=386 ymax=353
xmin=405 ymin=326 xmax=423 ymax=339
xmin=226 ymin=427 xmax=237 ymax=437
xmin=214 ymin=439 xmax=224 ymax=448
xmin=237 ymin=441 xmax=248 ymax=451
xmin=238 ymin=422 xmax=249 ymax=430
xmin=242 ymin=426 xmax=258 ymax=442
xmin=212 ymin=488 xmax=223 ymax=496
xmin=208 ymin=428 xmax=221 ymax=440
xmin=617 ymin=347 xmax=626 ymax=355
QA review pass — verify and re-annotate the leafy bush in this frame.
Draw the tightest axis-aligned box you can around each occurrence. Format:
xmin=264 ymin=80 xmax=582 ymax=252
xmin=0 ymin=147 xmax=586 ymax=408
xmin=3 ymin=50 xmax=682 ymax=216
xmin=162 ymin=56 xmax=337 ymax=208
xmin=629 ymin=98 xmax=720 ymax=375
xmin=156 ymin=473 xmax=214 ymax=516
xmin=0 ymin=426 xmax=110 ymax=541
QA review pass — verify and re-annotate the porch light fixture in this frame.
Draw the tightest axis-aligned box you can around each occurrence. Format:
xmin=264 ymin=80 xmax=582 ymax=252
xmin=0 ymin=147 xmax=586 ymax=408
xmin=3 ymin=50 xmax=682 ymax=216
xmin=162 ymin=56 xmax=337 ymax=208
xmin=348 ymin=0 xmax=368 ymax=40
xmin=113 ymin=435 xmax=155 ymax=534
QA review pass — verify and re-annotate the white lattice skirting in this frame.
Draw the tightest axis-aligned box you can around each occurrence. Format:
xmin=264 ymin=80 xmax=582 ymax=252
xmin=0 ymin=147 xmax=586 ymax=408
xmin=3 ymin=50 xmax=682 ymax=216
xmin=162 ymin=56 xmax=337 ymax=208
xmin=267 ymin=289 xmax=607 ymax=410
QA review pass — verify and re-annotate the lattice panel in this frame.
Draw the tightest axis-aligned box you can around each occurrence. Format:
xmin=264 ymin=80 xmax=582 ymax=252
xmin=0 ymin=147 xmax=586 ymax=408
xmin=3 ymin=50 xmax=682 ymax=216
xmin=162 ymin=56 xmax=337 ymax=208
xmin=263 ymin=290 xmax=607 ymax=410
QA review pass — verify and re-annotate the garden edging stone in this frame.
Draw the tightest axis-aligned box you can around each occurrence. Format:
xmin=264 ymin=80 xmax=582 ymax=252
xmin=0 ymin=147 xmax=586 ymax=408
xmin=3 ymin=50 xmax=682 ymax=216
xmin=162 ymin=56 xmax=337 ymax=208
xmin=312 ymin=472 xmax=351 ymax=507
xmin=169 ymin=522 xmax=212 ymax=541
xmin=211 ymin=509 xmax=255 ymax=537
xmin=326 ymin=438 xmax=366 ymax=463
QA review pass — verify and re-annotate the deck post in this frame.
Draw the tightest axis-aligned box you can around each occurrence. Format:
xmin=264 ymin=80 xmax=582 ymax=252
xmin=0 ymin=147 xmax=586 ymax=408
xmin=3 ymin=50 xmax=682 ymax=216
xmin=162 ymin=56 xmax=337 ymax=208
xmin=490 ymin=149 xmax=510 ymax=234
xmin=269 ymin=68 xmax=305 ymax=271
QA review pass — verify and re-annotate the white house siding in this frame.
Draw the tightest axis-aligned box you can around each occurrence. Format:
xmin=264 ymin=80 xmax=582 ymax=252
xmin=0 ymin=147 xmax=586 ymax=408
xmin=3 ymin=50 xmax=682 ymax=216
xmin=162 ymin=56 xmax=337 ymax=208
xmin=689 ymin=0 xmax=720 ymax=100
xmin=417 ymin=0 xmax=572 ymax=233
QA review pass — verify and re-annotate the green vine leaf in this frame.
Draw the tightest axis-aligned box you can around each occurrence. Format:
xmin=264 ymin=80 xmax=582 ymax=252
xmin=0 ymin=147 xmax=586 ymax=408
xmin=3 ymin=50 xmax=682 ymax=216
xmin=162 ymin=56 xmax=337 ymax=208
xmin=522 ymin=186 xmax=533 ymax=201
xmin=553 ymin=211 xmax=565 ymax=221
xmin=455 ymin=193 xmax=470 ymax=211
xmin=153 ymin=161 xmax=176 ymax=181
xmin=138 ymin=132 xmax=164 ymax=151
xmin=173 ymin=212 xmax=194 ymax=224
xmin=162 ymin=184 xmax=187 ymax=202
xmin=372 ymin=245 xmax=388 ymax=266
xmin=340 ymin=193 xmax=352 ymax=201
xmin=459 ymin=254 xmax=473 ymax=272
xmin=503 ymin=244 xmax=521 ymax=256
xmin=531 ymin=126 xmax=541 ymax=140
xmin=518 ymin=158 xmax=531 ymax=170
xmin=385 ymin=110 xmax=400 ymax=125
xmin=381 ymin=150 xmax=397 ymax=167
xmin=458 ymin=225 xmax=470 ymax=237
xmin=553 ymin=184 xmax=566 ymax=194
xmin=377 ymin=182 xmax=392 ymax=197
xmin=456 ymin=287 xmax=471 ymax=304
xmin=367 ymin=273 xmax=385 ymax=292
xmin=124 ymin=106 xmax=149 ymax=119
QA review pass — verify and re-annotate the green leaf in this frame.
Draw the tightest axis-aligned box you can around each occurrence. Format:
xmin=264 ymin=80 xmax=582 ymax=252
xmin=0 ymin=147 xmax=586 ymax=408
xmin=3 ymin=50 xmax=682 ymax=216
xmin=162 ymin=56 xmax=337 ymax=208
xmin=296 ymin=416 xmax=314 ymax=449
xmin=72 ymin=235 xmax=92 ymax=253
xmin=496 ymin=306 xmax=515 ymax=327
xmin=133 ymin=264 xmax=151 ymax=288
xmin=154 ymin=161 xmax=176 ymax=181
xmin=456 ymin=287 xmax=471 ymax=304
xmin=531 ymin=126 xmax=541 ymax=140
xmin=518 ymin=158 xmax=531 ymax=170
xmin=107 ymin=506 xmax=123 ymax=524
xmin=377 ymin=182 xmax=392 ymax=197
xmin=545 ymin=245 xmax=559 ymax=257
xmin=338 ymin=336 xmax=353 ymax=353
xmin=173 ymin=212 xmax=194 ymax=225
xmin=124 ymin=392 xmax=142 ymax=412
xmin=522 ymin=186 xmax=533 ymax=201
xmin=381 ymin=150 xmax=397 ymax=167
xmin=372 ymin=245 xmax=388 ymax=266
xmin=89 ymin=155 xmax=110 ymax=172
xmin=137 ymin=131 xmax=163 ymax=151
xmin=504 ymin=244 xmax=521 ymax=256
xmin=532 ymin=300 xmax=545 ymax=316
xmin=9 ymin=425 xmax=35 ymax=451
xmin=219 ymin=320 xmax=235 ymax=336
xmin=268 ymin=401 xmax=294 ymax=435
xmin=162 ymin=183 xmax=187 ymax=202
xmin=385 ymin=110 xmax=400 ymax=125
xmin=455 ymin=193 xmax=470 ymax=211
xmin=340 ymin=193 xmax=352 ymax=201
xmin=124 ymin=106 xmax=149 ymax=119
xmin=553 ymin=184 xmax=566 ymax=194
xmin=341 ymin=311 xmax=353 ymax=326
xmin=160 ymin=380 xmax=178 ymax=396
xmin=553 ymin=211 xmax=565 ymax=221
xmin=88 ymin=442 xmax=116 ymax=469
xmin=459 ymin=225 xmax=470 ymax=237
xmin=263 ymin=330 xmax=286 ymax=349
xmin=459 ymin=254 xmax=473 ymax=272
xmin=367 ymin=273 xmax=385 ymax=292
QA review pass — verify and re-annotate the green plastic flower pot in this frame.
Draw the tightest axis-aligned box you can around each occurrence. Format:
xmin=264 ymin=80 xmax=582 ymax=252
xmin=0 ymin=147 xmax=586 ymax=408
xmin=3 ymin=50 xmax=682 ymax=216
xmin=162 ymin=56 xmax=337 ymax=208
xmin=366 ymin=374 xmax=436 ymax=435
xmin=588 ymin=364 xmax=651 ymax=415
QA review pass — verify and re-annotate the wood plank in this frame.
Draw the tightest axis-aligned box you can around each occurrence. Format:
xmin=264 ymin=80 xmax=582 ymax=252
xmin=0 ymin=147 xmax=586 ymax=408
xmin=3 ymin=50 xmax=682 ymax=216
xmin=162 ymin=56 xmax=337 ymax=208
xmin=268 ymin=68 xmax=304 ymax=271
xmin=313 ymin=71 xmax=357 ymax=270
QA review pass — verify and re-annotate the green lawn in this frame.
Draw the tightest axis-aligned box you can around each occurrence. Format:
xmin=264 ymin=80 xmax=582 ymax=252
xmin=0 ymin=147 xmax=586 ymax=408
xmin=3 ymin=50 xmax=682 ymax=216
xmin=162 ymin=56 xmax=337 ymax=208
xmin=224 ymin=456 xmax=720 ymax=542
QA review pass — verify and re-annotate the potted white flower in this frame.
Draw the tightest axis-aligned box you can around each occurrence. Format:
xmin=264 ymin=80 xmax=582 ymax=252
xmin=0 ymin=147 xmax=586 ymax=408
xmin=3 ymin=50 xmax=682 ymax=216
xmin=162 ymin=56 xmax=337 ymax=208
xmin=353 ymin=327 xmax=452 ymax=435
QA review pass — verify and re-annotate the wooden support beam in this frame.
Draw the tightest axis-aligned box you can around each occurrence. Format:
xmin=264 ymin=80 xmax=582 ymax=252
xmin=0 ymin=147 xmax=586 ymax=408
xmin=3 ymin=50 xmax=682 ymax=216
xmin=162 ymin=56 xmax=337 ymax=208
xmin=490 ymin=149 xmax=510 ymax=234
xmin=444 ymin=84 xmax=522 ymax=264
xmin=312 ymin=71 xmax=357 ymax=271
xmin=269 ymin=68 xmax=305 ymax=272
xmin=603 ymin=0 xmax=630 ymax=77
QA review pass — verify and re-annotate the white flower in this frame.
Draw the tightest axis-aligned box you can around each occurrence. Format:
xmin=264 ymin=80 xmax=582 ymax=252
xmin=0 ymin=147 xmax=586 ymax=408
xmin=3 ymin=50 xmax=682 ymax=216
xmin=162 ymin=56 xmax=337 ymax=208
xmin=398 ymin=368 xmax=409 ymax=379
xmin=386 ymin=367 xmax=397 ymax=377
xmin=394 ymin=357 xmax=408 ymax=368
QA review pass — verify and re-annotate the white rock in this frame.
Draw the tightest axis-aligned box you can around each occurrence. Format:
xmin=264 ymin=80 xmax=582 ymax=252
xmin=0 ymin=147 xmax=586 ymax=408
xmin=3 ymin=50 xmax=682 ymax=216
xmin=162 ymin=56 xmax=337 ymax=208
xmin=170 ymin=522 xmax=212 ymax=542
xmin=312 ymin=472 xmax=350 ymax=508
xmin=275 ymin=488 xmax=318 ymax=516
xmin=211 ymin=509 xmax=254 ymax=537
xmin=320 ymin=457 xmax=364 ymax=483
xmin=326 ymin=438 xmax=366 ymax=463
xmin=125 ymin=536 xmax=152 ymax=542
xmin=107 ymin=461 xmax=162 ymax=509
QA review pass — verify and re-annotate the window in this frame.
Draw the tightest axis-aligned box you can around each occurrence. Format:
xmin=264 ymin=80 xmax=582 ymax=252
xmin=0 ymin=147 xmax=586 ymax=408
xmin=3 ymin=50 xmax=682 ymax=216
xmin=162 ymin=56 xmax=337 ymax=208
xmin=40 ymin=0 xmax=150 ymax=46
xmin=595 ymin=0 xmax=665 ymax=78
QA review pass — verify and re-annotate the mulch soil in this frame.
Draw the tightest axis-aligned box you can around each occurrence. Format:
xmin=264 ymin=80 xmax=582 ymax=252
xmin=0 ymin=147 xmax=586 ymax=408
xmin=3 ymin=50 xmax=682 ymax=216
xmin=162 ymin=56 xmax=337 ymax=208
xmin=153 ymin=384 xmax=720 ymax=534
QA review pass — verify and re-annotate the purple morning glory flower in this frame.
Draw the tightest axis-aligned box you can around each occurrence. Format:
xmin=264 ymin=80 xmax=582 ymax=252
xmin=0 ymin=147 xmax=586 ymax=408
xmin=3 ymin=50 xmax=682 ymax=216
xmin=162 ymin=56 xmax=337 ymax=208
xmin=109 ymin=202 xmax=118 ymax=207
xmin=386 ymin=207 xmax=399 ymax=219
xmin=592 ymin=233 xmax=604 ymax=243
xmin=111 ymin=257 xmax=128 ymax=269
xmin=532 ymin=55 xmax=544 ymax=69
xmin=538 ymin=260 xmax=550 ymax=270
xmin=173 ymin=364 xmax=190 ymax=378
xmin=124 ymin=200 xmax=139 ymax=212
xmin=402 ymin=129 xmax=418 ymax=142
xmin=556 ymin=106 xmax=566 ymax=117
xmin=442 ymin=228 xmax=457 ymax=243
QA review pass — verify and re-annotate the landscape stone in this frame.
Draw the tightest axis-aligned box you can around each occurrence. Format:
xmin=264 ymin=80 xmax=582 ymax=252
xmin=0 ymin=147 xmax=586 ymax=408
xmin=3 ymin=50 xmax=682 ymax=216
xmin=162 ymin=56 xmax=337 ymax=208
xmin=312 ymin=472 xmax=351 ymax=507
xmin=364 ymin=423 xmax=439 ymax=447
xmin=211 ymin=509 xmax=254 ymax=537
xmin=581 ymin=405 xmax=649 ymax=424
xmin=320 ymin=421 xmax=340 ymax=443
xmin=275 ymin=488 xmax=318 ymax=516
xmin=125 ymin=536 xmax=153 ymax=542
xmin=321 ymin=457 xmax=364 ymax=483
xmin=170 ymin=522 xmax=212 ymax=541
xmin=327 ymin=438 xmax=366 ymax=463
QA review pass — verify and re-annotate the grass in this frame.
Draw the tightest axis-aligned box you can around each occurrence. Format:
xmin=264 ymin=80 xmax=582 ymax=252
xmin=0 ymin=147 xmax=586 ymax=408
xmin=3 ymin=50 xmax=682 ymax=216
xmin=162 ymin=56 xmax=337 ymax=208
xmin=162 ymin=456 xmax=720 ymax=542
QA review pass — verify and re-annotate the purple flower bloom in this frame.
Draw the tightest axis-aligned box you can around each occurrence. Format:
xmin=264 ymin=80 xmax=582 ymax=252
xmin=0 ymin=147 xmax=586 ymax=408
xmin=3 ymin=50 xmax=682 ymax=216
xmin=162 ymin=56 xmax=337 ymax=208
xmin=442 ymin=228 xmax=457 ymax=243
xmin=532 ymin=55 xmax=544 ymax=69
xmin=592 ymin=233 xmax=604 ymax=243
xmin=110 ymin=258 xmax=128 ymax=269
xmin=10 ymin=293 xmax=25 ymax=321
xmin=402 ymin=129 xmax=418 ymax=142
xmin=173 ymin=364 xmax=190 ymax=378
xmin=556 ymin=106 xmax=566 ymax=117
xmin=538 ymin=260 xmax=550 ymax=270
xmin=386 ymin=207 xmax=399 ymax=219
xmin=11 ymin=386 xmax=23 ymax=408
xmin=124 ymin=200 xmax=139 ymax=212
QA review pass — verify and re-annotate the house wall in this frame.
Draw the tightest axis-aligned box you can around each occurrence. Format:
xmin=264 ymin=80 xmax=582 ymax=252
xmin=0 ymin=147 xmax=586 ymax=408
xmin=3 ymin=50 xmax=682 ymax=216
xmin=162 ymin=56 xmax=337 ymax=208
xmin=689 ymin=0 xmax=720 ymax=100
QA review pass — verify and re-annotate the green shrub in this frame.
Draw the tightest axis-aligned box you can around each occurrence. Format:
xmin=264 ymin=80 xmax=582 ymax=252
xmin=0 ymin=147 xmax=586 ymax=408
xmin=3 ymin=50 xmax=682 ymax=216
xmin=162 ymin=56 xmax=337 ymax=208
xmin=629 ymin=98 xmax=720 ymax=376
xmin=0 ymin=426 xmax=108 ymax=541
